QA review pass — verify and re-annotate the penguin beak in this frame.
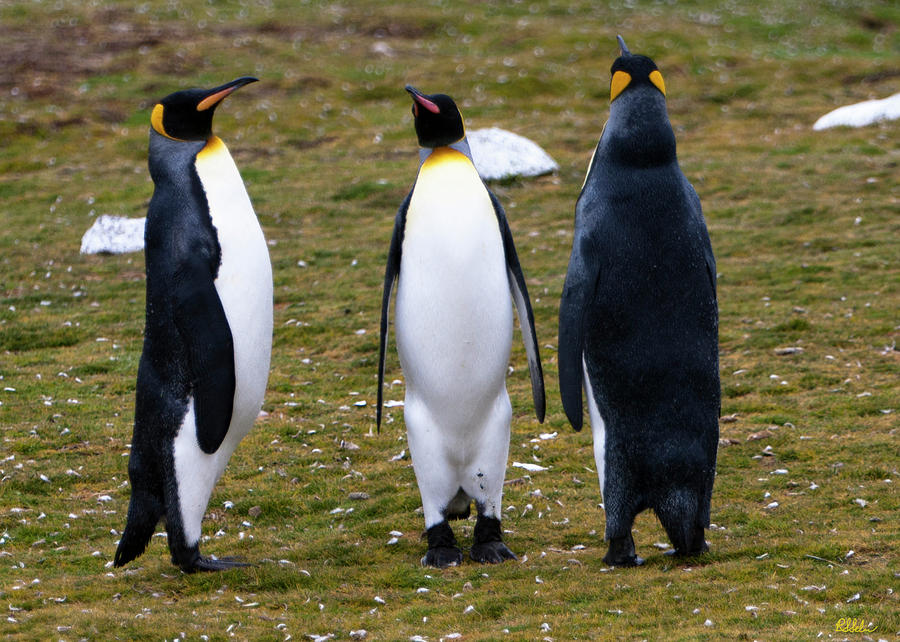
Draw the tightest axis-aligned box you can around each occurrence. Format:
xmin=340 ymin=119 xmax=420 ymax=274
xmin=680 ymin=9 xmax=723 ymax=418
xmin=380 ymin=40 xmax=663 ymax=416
xmin=405 ymin=85 xmax=441 ymax=114
xmin=197 ymin=76 xmax=258 ymax=112
xmin=616 ymin=35 xmax=631 ymax=56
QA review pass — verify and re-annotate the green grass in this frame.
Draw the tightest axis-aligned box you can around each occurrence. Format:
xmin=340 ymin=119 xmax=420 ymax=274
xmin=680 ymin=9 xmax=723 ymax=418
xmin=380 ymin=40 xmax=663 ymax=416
xmin=1 ymin=0 xmax=898 ymax=639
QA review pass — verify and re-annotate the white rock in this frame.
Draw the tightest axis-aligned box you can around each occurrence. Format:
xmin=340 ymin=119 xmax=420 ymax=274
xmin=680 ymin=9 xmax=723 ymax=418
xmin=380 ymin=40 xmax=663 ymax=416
xmin=512 ymin=462 xmax=548 ymax=472
xmin=467 ymin=127 xmax=558 ymax=180
xmin=813 ymin=92 xmax=900 ymax=130
xmin=80 ymin=215 xmax=146 ymax=254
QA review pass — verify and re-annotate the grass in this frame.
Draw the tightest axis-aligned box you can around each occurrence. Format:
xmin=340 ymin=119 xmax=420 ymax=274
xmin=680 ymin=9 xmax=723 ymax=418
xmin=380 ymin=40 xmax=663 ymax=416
xmin=1 ymin=0 xmax=898 ymax=639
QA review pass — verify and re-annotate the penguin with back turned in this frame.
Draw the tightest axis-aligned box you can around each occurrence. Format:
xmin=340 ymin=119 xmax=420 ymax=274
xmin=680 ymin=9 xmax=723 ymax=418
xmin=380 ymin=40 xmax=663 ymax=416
xmin=558 ymin=37 xmax=720 ymax=566
xmin=114 ymin=77 xmax=273 ymax=572
xmin=378 ymin=86 xmax=545 ymax=567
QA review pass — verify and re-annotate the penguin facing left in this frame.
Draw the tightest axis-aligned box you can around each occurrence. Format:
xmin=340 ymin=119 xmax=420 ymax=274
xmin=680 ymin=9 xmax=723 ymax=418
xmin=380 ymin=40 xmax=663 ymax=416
xmin=114 ymin=77 xmax=273 ymax=572
xmin=378 ymin=86 xmax=545 ymax=567
xmin=558 ymin=37 xmax=720 ymax=566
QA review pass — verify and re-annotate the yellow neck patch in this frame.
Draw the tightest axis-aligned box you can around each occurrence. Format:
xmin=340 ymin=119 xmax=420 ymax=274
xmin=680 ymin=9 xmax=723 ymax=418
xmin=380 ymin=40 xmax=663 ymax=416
xmin=610 ymin=71 xmax=631 ymax=102
xmin=196 ymin=136 xmax=226 ymax=160
xmin=650 ymin=70 xmax=666 ymax=96
xmin=421 ymin=146 xmax=468 ymax=170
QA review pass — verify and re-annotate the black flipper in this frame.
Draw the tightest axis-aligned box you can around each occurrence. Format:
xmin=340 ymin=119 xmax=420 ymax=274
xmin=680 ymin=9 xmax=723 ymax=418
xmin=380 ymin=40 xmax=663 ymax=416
xmin=114 ymin=487 xmax=164 ymax=567
xmin=171 ymin=250 xmax=235 ymax=454
xmin=376 ymin=191 xmax=411 ymax=432
xmin=686 ymin=178 xmax=717 ymax=300
xmin=488 ymin=191 xmax=545 ymax=423
xmin=558 ymin=227 xmax=598 ymax=432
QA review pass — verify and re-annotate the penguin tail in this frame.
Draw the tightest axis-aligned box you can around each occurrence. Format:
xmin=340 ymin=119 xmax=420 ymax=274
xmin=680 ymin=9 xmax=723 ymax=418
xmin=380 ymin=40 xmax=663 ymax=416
xmin=114 ymin=488 xmax=164 ymax=567
xmin=654 ymin=487 xmax=709 ymax=556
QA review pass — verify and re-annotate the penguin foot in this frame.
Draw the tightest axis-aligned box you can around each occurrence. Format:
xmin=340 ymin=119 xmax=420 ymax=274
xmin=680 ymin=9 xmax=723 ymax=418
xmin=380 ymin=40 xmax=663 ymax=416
xmin=664 ymin=541 xmax=710 ymax=558
xmin=470 ymin=540 xmax=517 ymax=564
xmin=603 ymin=534 xmax=644 ymax=567
xmin=470 ymin=515 xmax=516 ymax=564
xmin=422 ymin=546 xmax=463 ymax=568
xmin=664 ymin=526 xmax=709 ymax=557
xmin=422 ymin=521 xmax=462 ymax=568
xmin=184 ymin=555 xmax=252 ymax=573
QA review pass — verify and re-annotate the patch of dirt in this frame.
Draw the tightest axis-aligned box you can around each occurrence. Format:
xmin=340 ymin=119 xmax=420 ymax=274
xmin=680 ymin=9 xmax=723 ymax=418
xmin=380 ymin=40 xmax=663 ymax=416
xmin=0 ymin=6 xmax=185 ymax=99
xmin=228 ymin=17 xmax=438 ymax=41
xmin=842 ymin=69 xmax=900 ymax=85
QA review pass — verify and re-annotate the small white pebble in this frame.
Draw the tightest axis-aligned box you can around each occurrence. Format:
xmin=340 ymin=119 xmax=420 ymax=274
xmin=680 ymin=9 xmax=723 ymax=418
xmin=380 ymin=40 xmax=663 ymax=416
xmin=704 ymin=619 xmax=714 ymax=627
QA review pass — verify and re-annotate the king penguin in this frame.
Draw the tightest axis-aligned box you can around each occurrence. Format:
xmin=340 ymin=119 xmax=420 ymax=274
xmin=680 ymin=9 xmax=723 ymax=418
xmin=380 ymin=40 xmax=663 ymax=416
xmin=114 ymin=77 xmax=273 ymax=572
xmin=377 ymin=85 xmax=546 ymax=568
xmin=558 ymin=37 xmax=720 ymax=566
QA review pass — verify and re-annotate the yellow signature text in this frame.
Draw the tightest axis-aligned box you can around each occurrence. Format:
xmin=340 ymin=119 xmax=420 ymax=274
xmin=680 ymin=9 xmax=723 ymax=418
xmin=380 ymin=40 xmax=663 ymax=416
xmin=834 ymin=617 xmax=877 ymax=633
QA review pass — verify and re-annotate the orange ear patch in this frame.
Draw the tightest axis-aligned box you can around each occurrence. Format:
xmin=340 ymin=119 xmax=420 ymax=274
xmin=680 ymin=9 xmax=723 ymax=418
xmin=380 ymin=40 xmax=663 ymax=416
xmin=649 ymin=70 xmax=666 ymax=96
xmin=610 ymin=71 xmax=631 ymax=102
xmin=150 ymin=104 xmax=168 ymax=137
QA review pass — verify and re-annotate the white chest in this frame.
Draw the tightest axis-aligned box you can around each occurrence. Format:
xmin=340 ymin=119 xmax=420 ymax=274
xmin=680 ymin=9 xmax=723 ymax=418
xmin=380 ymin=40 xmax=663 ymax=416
xmin=395 ymin=148 xmax=513 ymax=403
xmin=194 ymin=137 xmax=273 ymax=426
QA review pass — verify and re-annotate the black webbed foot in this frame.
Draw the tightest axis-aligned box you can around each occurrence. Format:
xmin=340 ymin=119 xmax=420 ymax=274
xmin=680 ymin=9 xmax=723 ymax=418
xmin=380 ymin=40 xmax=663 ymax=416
xmin=181 ymin=555 xmax=252 ymax=573
xmin=470 ymin=515 xmax=517 ymax=564
xmin=603 ymin=534 xmax=644 ymax=567
xmin=422 ymin=521 xmax=462 ymax=568
xmin=471 ymin=540 xmax=517 ymax=564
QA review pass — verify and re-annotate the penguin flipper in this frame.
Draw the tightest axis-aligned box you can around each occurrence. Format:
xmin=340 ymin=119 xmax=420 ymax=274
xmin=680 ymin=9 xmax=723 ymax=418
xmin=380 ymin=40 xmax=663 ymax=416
xmin=377 ymin=192 xmax=411 ymax=432
xmin=489 ymin=192 xmax=545 ymax=423
xmin=686 ymin=178 xmax=717 ymax=300
xmin=114 ymin=487 xmax=164 ymax=567
xmin=172 ymin=252 xmax=236 ymax=454
xmin=558 ymin=232 xmax=596 ymax=432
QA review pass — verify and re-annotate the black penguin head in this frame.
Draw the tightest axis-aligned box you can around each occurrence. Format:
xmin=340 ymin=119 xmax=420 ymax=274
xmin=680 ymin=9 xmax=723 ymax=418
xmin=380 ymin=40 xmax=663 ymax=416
xmin=150 ymin=76 xmax=258 ymax=141
xmin=405 ymin=85 xmax=466 ymax=148
xmin=609 ymin=35 xmax=666 ymax=103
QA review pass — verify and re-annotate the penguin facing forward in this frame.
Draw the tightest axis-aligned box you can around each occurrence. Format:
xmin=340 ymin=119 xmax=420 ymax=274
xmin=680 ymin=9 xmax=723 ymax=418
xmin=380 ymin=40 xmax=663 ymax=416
xmin=114 ymin=77 xmax=273 ymax=572
xmin=558 ymin=37 xmax=720 ymax=566
xmin=378 ymin=86 xmax=545 ymax=568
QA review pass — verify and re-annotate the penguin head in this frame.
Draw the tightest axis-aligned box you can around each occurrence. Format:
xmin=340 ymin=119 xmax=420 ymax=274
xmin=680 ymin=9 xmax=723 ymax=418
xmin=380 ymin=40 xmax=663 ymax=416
xmin=601 ymin=36 xmax=675 ymax=166
xmin=609 ymin=35 xmax=666 ymax=103
xmin=150 ymin=76 xmax=258 ymax=142
xmin=405 ymin=85 xmax=466 ymax=148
